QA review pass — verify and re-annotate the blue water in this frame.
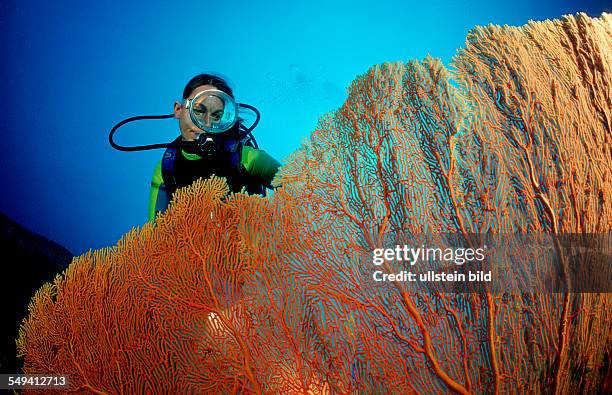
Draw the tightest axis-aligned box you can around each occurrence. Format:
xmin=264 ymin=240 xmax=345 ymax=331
xmin=0 ymin=0 xmax=608 ymax=255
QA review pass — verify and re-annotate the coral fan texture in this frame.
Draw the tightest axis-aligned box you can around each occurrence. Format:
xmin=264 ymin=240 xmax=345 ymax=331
xmin=18 ymin=12 xmax=611 ymax=394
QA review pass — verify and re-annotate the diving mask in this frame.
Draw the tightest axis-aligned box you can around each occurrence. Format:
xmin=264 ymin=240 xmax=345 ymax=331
xmin=183 ymin=89 xmax=237 ymax=134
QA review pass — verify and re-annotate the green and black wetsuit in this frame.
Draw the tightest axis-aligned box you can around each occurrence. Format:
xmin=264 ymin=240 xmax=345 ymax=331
xmin=148 ymin=145 xmax=281 ymax=221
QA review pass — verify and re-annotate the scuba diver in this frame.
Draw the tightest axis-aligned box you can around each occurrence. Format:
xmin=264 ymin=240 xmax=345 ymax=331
xmin=109 ymin=73 xmax=282 ymax=221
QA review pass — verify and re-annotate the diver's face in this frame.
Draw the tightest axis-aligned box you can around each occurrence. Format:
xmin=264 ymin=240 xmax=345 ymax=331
xmin=174 ymin=84 xmax=224 ymax=141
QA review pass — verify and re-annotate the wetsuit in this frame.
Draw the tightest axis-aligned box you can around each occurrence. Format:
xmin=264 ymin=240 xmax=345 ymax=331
xmin=148 ymin=145 xmax=281 ymax=221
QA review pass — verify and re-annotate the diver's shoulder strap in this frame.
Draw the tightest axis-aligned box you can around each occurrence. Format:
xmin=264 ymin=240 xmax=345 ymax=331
xmin=226 ymin=135 xmax=250 ymax=176
xmin=161 ymin=148 xmax=177 ymax=197
xmin=161 ymin=137 xmax=181 ymax=199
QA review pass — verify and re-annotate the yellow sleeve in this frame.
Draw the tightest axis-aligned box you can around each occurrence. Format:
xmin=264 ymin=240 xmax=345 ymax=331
xmin=241 ymin=146 xmax=282 ymax=187
xmin=148 ymin=159 xmax=165 ymax=221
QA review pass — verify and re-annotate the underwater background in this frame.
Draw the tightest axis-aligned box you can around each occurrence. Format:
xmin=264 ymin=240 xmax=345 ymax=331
xmin=0 ymin=0 xmax=609 ymax=255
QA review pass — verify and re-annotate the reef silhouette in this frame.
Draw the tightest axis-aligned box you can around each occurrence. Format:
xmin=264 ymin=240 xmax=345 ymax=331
xmin=0 ymin=212 xmax=72 ymax=375
xmin=17 ymin=12 xmax=611 ymax=394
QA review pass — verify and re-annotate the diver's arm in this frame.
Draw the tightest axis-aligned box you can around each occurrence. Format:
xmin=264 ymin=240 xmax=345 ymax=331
xmin=241 ymin=146 xmax=282 ymax=188
xmin=148 ymin=159 xmax=168 ymax=221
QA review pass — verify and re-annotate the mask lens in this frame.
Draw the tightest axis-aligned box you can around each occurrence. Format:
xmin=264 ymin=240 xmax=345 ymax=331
xmin=189 ymin=90 xmax=237 ymax=133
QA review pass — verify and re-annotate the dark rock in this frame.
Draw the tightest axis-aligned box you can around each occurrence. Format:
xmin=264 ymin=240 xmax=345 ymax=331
xmin=0 ymin=212 xmax=72 ymax=373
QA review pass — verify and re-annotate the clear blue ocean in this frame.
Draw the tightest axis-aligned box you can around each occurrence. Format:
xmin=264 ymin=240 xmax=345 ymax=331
xmin=1 ymin=0 xmax=608 ymax=254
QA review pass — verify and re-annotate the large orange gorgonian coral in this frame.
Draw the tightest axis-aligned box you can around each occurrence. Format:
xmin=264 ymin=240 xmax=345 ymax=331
xmin=18 ymin=12 xmax=611 ymax=394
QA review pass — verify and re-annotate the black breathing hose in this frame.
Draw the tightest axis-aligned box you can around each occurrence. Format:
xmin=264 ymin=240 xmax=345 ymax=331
xmin=108 ymin=114 xmax=177 ymax=151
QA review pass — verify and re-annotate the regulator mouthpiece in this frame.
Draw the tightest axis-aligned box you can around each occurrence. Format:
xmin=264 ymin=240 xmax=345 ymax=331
xmin=198 ymin=135 xmax=216 ymax=157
